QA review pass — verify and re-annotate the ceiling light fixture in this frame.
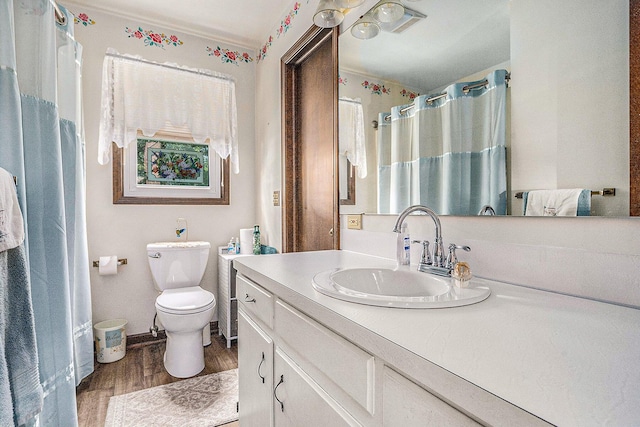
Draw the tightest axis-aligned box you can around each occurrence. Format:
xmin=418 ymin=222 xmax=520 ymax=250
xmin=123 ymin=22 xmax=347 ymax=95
xmin=335 ymin=0 xmax=366 ymax=7
xmin=350 ymin=16 xmax=380 ymax=40
xmin=313 ymin=0 xmax=345 ymax=28
xmin=372 ymin=1 xmax=405 ymax=23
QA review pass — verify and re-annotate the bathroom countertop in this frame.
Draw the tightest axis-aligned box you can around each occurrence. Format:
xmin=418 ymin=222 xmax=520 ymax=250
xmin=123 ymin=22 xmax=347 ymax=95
xmin=233 ymin=250 xmax=640 ymax=426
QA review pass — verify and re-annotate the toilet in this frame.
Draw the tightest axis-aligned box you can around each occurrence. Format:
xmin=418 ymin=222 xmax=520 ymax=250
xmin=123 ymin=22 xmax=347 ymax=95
xmin=147 ymin=241 xmax=215 ymax=378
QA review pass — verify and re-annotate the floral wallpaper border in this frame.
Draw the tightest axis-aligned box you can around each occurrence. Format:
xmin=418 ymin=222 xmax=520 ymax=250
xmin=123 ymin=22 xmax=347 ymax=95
xmin=207 ymin=45 xmax=254 ymax=65
xmin=400 ymin=89 xmax=420 ymax=99
xmin=74 ymin=12 xmax=95 ymax=26
xmin=258 ymin=0 xmax=309 ymax=63
xmin=125 ymin=26 xmax=184 ymax=48
xmin=362 ymin=80 xmax=390 ymax=96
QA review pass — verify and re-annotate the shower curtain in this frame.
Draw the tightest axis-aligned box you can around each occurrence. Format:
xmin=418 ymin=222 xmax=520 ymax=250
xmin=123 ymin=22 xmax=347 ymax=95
xmin=378 ymin=70 xmax=508 ymax=215
xmin=0 ymin=0 xmax=93 ymax=425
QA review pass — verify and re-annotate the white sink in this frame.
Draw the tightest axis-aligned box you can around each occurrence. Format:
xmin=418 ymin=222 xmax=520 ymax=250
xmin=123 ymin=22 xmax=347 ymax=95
xmin=312 ymin=267 xmax=491 ymax=308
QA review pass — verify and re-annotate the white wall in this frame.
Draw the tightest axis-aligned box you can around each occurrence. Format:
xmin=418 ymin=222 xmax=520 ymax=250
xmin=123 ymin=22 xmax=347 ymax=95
xmin=510 ymin=0 xmax=629 ymax=216
xmin=67 ymin=5 xmax=257 ymax=334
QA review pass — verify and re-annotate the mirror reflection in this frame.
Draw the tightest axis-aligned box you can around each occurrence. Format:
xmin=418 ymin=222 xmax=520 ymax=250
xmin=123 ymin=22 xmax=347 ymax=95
xmin=338 ymin=0 xmax=629 ymax=217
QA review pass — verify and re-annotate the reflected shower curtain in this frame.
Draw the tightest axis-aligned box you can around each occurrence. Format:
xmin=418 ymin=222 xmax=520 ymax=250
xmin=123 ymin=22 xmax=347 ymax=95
xmin=378 ymin=70 xmax=508 ymax=215
xmin=0 ymin=1 xmax=93 ymax=425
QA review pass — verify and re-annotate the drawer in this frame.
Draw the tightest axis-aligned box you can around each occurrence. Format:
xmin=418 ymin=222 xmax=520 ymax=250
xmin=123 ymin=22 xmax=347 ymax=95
xmin=275 ymin=300 xmax=375 ymax=415
xmin=383 ymin=367 xmax=481 ymax=426
xmin=236 ymin=275 xmax=274 ymax=329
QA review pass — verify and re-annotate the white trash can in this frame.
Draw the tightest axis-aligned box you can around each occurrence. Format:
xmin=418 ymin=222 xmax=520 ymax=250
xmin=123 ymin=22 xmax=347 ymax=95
xmin=94 ymin=319 xmax=127 ymax=363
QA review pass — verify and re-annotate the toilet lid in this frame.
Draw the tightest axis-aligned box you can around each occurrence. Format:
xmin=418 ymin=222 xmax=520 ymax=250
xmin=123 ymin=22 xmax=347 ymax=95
xmin=156 ymin=286 xmax=215 ymax=314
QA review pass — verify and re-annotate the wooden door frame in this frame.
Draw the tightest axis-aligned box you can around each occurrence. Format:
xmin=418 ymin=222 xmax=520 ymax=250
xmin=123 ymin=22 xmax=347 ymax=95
xmin=281 ymin=26 xmax=340 ymax=252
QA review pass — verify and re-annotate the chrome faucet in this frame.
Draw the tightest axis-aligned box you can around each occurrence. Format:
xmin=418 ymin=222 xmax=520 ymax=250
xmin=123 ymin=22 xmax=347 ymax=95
xmin=393 ymin=205 xmax=445 ymax=269
xmin=478 ymin=205 xmax=496 ymax=215
xmin=393 ymin=205 xmax=470 ymax=277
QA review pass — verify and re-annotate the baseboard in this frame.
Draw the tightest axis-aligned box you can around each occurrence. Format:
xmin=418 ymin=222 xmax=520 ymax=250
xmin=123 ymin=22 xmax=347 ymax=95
xmin=125 ymin=321 xmax=219 ymax=349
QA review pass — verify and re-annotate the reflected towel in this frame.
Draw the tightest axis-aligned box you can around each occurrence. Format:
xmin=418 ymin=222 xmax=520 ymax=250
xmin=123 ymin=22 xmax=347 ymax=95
xmin=524 ymin=189 xmax=591 ymax=216
xmin=0 ymin=168 xmax=24 ymax=252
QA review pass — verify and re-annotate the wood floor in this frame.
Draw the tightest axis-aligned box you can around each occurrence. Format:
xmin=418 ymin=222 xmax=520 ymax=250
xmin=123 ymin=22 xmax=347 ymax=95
xmin=76 ymin=333 xmax=238 ymax=427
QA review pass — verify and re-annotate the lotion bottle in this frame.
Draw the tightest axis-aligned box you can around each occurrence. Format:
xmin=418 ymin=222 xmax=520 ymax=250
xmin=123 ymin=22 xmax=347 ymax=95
xmin=397 ymin=223 xmax=410 ymax=266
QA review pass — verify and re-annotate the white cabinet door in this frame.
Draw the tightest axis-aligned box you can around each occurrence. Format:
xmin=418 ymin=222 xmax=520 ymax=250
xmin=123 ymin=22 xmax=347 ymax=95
xmin=383 ymin=367 xmax=481 ymax=426
xmin=238 ymin=309 xmax=274 ymax=427
xmin=273 ymin=348 xmax=362 ymax=427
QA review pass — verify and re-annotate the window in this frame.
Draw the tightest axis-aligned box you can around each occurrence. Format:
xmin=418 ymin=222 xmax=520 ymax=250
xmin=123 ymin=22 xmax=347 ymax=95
xmin=113 ymin=131 xmax=229 ymax=205
xmin=99 ymin=49 xmax=237 ymax=205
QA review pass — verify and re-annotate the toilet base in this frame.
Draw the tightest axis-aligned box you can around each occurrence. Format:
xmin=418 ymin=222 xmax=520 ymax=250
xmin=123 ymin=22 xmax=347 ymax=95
xmin=164 ymin=329 xmax=205 ymax=378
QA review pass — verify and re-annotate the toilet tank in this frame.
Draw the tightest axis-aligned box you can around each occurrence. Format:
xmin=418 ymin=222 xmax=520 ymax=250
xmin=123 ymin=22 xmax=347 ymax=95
xmin=147 ymin=241 xmax=211 ymax=291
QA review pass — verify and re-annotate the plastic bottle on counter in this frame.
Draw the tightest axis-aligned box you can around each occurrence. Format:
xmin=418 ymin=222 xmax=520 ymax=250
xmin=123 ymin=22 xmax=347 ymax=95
xmin=227 ymin=237 xmax=236 ymax=254
xmin=397 ymin=223 xmax=410 ymax=266
xmin=253 ymin=225 xmax=261 ymax=255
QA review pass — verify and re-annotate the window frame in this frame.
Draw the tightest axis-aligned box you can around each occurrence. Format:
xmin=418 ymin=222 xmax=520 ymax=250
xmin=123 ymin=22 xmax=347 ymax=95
xmin=112 ymin=131 xmax=229 ymax=205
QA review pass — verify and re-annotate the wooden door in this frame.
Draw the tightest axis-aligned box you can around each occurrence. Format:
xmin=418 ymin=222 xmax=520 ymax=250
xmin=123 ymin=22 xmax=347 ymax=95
xmin=282 ymin=27 xmax=339 ymax=252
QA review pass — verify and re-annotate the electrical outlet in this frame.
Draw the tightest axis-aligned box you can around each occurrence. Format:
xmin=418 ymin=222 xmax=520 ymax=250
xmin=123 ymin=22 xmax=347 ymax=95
xmin=273 ymin=191 xmax=280 ymax=206
xmin=347 ymin=214 xmax=362 ymax=230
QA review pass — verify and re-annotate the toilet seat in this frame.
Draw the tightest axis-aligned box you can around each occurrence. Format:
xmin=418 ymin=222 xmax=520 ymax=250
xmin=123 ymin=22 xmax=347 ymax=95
xmin=156 ymin=286 xmax=215 ymax=315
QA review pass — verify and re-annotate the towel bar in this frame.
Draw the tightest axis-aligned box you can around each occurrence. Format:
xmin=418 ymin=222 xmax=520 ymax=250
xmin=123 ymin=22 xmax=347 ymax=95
xmin=92 ymin=258 xmax=128 ymax=268
xmin=515 ymin=188 xmax=615 ymax=199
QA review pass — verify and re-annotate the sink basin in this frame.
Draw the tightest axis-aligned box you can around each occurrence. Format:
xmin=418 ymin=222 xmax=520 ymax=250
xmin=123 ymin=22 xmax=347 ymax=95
xmin=312 ymin=267 xmax=491 ymax=308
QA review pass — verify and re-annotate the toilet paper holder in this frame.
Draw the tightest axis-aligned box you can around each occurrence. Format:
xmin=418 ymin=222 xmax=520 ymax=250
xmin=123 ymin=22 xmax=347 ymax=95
xmin=92 ymin=258 xmax=128 ymax=268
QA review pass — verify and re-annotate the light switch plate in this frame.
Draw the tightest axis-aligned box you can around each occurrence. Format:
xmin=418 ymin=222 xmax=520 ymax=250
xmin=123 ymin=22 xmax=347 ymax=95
xmin=273 ymin=191 xmax=280 ymax=206
xmin=347 ymin=214 xmax=362 ymax=230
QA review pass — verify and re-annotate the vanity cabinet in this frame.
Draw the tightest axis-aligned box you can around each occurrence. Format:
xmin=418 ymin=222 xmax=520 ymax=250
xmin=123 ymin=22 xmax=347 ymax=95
xmin=238 ymin=310 xmax=273 ymax=426
xmin=237 ymin=276 xmax=365 ymax=426
xmin=237 ymin=272 xmax=548 ymax=426
xmin=273 ymin=348 xmax=361 ymax=427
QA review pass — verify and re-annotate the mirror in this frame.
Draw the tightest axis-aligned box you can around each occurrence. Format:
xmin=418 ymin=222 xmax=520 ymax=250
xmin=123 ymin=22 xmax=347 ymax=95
xmin=338 ymin=0 xmax=630 ymax=217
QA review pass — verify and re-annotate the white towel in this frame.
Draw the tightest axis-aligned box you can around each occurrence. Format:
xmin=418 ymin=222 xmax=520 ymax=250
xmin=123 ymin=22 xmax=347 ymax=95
xmin=0 ymin=168 xmax=24 ymax=252
xmin=524 ymin=189 xmax=584 ymax=216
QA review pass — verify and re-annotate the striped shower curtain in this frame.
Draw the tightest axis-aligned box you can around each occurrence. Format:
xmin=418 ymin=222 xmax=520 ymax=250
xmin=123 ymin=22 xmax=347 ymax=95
xmin=0 ymin=0 xmax=93 ymax=425
xmin=378 ymin=70 xmax=508 ymax=215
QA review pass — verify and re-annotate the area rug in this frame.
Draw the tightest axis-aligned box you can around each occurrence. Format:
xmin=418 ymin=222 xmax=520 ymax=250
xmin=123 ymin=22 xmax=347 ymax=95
xmin=104 ymin=369 xmax=238 ymax=427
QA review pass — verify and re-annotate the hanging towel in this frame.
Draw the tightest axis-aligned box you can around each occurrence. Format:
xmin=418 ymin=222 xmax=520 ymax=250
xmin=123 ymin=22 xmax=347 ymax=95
xmin=0 ymin=168 xmax=24 ymax=253
xmin=524 ymin=189 xmax=591 ymax=216
xmin=0 ymin=168 xmax=43 ymax=426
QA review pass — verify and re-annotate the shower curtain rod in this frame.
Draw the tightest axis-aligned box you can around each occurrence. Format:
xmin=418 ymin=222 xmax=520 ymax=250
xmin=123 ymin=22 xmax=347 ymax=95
xmin=104 ymin=51 xmax=235 ymax=83
xmin=385 ymin=72 xmax=512 ymax=121
xmin=52 ymin=1 xmax=66 ymax=25
xmin=339 ymin=97 xmax=362 ymax=105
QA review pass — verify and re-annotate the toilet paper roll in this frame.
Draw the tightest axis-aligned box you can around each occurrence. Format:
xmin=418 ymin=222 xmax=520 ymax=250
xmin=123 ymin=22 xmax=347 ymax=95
xmin=239 ymin=228 xmax=253 ymax=255
xmin=99 ymin=255 xmax=118 ymax=275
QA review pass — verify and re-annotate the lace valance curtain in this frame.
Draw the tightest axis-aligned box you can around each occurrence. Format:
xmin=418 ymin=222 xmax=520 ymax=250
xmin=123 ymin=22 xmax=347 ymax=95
xmin=98 ymin=49 xmax=239 ymax=173
xmin=339 ymin=97 xmax=367 ymax=178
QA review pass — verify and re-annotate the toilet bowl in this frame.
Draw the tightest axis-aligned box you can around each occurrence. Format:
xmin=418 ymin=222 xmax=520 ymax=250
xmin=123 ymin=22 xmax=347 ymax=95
xmin=147 ymin=241 xmax=215 ymax=378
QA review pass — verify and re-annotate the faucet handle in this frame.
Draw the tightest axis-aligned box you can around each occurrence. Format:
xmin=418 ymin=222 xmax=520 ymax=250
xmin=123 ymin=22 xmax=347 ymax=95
xmin=446 ymin=244 xmax=471 ymax=269
xmin=412 ymin=240 xmax=431 ymax=266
